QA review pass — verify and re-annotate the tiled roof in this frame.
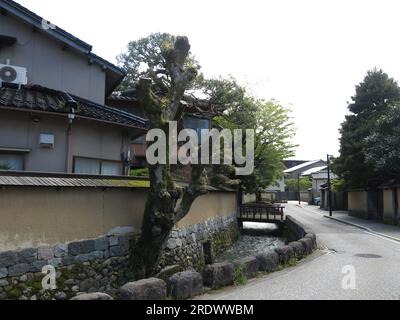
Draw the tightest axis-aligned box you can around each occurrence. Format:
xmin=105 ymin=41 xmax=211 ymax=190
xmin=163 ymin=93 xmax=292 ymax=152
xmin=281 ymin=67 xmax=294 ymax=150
xmin=300 ymin=166 xmax=327 ymax=176
xmin=108 ymin=90 xmax=226 ymax=117
xmin=0 ymin=171 xmax=236 ymax=192
xmin=284 ymin=160 xmax=325 ymax=173
xmin=0 ymin=85 xmax=149 ymax=129
xmin=0 ymin=174 xmax=150 ymax=188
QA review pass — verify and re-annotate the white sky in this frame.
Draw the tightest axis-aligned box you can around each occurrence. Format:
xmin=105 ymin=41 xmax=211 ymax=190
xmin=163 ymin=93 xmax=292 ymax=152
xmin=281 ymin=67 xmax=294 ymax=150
xmin=15 ymin=0 xmax=400 ymax=160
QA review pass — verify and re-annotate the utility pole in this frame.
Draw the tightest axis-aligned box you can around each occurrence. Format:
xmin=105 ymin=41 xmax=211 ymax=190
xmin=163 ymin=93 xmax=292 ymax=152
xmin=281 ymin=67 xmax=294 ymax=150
xmin=327 ymin=154 xmax=332 ymax=217
xmin=298 ymin=173 xmax=301 ymax=205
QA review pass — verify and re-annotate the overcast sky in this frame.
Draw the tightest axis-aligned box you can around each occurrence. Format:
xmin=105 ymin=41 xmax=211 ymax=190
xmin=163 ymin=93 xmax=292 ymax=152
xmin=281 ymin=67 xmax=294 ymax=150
xmin=15 ymin=0 xmax=400 ymax=160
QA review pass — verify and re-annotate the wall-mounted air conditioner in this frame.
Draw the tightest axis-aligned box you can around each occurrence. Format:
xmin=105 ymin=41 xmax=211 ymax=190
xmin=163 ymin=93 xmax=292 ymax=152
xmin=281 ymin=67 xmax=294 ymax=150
xmin=39 ymin=133 xmax=55 ymax=149
xmin=0 ymin=63 xmax=27 ymax=86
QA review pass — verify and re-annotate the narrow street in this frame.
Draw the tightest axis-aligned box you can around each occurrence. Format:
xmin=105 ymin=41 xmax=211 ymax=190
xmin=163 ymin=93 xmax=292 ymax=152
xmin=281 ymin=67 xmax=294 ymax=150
xmin=197 ymin=202 xmax=400 ymax=300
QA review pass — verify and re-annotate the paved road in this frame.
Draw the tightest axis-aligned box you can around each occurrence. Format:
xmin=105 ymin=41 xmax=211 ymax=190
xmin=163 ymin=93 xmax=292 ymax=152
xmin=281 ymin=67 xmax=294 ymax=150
xmin=197 ymin=202 xmax=400 ymax=300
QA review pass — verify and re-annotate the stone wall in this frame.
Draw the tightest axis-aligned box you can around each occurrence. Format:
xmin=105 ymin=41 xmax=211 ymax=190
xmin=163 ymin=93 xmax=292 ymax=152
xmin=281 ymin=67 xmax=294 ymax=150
xmin=159 ymin=213 xmax=238 ymax=271
xmin=284 ymin=215 xmax=313 ymax=243
xmin=0 ymin=213 xmax=238 ymax=300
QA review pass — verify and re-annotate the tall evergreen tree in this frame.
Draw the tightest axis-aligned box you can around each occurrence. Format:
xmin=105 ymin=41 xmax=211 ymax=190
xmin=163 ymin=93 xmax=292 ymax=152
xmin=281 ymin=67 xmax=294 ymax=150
xmin=334 ymin=68 xmax=400 ymax=189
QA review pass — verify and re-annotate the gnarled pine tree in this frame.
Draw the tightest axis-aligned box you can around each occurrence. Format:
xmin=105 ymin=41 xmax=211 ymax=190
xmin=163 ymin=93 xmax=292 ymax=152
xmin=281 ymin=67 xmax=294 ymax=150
xmin=130 ymin=37 xmax=209 ymax=279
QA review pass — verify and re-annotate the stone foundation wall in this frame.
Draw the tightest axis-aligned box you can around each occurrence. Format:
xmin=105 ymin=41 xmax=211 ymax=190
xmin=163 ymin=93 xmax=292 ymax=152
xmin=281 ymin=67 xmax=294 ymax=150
xmin=0 ymin=213 xmax=238 ymax=300
xmin=159 ymin=213 xmax=238 ymax=271
xmin=284 ymin=215 xmax=314 ymax=243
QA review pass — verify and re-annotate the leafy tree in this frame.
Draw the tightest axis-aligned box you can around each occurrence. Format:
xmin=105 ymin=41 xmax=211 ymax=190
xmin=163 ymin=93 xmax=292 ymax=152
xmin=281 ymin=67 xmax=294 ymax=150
xmin=285 ymin=177 xmax=311 ymax=191
xmin=333 ymin=68 xmax=400 ymax=189
xmin=331 ymin=178 xmax=346 ymax=192
xmin=364 ymin=103 xmax=400 ymax=180
xmin=208 ymin=78 xmax=296 ymax=196
xmin=117 ymin=33 xmax=200 ymax=93
xmin=117 ymin=33 xmax=295 ymax=277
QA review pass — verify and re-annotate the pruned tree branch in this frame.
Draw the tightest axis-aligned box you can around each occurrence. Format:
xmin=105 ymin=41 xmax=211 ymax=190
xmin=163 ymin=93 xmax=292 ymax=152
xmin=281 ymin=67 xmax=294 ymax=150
xmin=174 ymin=165 xmax=208 ymax=223
xmin=164 ymin=36 xmax=198 ymax=121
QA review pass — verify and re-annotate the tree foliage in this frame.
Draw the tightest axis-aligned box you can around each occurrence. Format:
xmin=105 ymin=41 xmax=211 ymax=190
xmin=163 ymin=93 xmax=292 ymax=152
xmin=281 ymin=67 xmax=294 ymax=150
xmin=117 ymin=33 xmax=200 ymax=93
xmin=207 ymin=78 xmax=296 ymax=194
xmin=285 ymin=177 xmax=311 ymax=191
xmin=333 ymin=68 xmax=400 ymax=189
xmin=117 ymin=33 xmax=296 ymax=277
xmin=364 ymin=103 xmax=400 ymax=180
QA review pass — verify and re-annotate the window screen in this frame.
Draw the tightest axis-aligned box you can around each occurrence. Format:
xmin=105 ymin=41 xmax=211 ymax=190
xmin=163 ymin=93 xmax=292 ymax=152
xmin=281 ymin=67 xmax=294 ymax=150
xmin=101 ymin=161 xmax=121 ymax=176
xmin=0 ymin=154 xmax=23 ymax=170
xmin=74 ymin=158 xmax=100 ymax=174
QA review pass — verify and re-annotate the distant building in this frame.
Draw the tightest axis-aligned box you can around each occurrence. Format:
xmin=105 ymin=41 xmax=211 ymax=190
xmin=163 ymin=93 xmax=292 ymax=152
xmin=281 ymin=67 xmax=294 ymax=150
xmin=284 ymin=159 xmax=327 ymax=180
xmin=300 ymin=166 xmax=337 ymax=193
xmin=264 ymin=159 xmax=325 ymax=192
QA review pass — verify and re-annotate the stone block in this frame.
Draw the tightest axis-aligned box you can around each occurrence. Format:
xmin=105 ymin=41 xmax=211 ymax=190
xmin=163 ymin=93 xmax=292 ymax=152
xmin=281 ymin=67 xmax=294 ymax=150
xmin=166 ymin=238 xmax=179 ymax=250
xmin=0 ymin=251 xmax=19 ymax=268
xmin=305 ymin=233 xmax=317 ymax=248
xmin=118 ymin=236 xmax=131 ymax=253
xmin=48 ymin=258 xmax=62 ymax=267
xmin=256 ymin=251 xmax=279 ymax=273
xmin=18 ymin=248 xmax=38 ymax=264
xmin=274 ymin=245 xmax=295 ymax=264
xmin=203 ymin=262 xmax=234 ymax=289
xmin=299 ymin=238 xmax=313 ymax=255
xmin=233 ymin=256 xmax=259 ymax=279
xmin=109 ymin=246 xmax=123 ymax=257
xmin=168 ymin=270 xmax=203 ymax=299
xmin=119 ymin=278 xmax=167 ymax=300
xmin=288 ymin=241 xmax=305 ymax=259
xmin=155 ymin=265 xmax=182 ymax=282
xmin=109 ymin=236 xmax=119 ymax=247
xmin=71 ymin=292 xmax=113 ymax=300
xmin=75 ymin=251 xmax=103 ymax=263
xmin=54 ymin=244 xmax=68 ymax=258
xmin=68 ymin=240 xmax=95 ymax=256
xmin=38 ymin=246 xmax=54 ymax=260
xmin=8 ymin=263 xmax=30 ymax=277
xmin=0 ymin=268 xmax=8 ymax=279
xmin=61 ymin=256 xmax=76 ymax=266
xmin=94 ymin=237 xmax=109 ymax=251
xmin=30 ymin=260 xmax=48 ymax=273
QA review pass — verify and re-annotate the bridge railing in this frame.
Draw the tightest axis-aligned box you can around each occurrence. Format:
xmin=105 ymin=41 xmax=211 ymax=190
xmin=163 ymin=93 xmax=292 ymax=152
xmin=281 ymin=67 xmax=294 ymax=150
xmin=238 ymin=202 xmax=285 ymax=222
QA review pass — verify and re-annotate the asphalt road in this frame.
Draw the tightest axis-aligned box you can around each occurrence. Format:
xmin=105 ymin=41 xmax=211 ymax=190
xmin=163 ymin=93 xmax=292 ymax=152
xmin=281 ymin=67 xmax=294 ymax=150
xmin=197 ymin=202 xmax=400 ymax=300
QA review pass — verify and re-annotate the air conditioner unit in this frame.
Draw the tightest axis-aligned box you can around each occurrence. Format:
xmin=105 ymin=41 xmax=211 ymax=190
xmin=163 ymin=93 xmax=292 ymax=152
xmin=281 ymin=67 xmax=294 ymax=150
xmin=39 ymin=133 xmax=55 ymax=148
xmin=0 ymin=63 xmax=27 ymax=86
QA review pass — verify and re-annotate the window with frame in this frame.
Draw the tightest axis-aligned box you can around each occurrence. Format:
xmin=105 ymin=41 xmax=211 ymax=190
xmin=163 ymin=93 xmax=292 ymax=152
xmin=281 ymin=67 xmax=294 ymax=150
xmin=73 ymin=157 xmax=122 ymax=176
xmin=183 ymin=116 xmax=211 ymax=143
xmin=0 ymin=153 xmax=24 ymax=171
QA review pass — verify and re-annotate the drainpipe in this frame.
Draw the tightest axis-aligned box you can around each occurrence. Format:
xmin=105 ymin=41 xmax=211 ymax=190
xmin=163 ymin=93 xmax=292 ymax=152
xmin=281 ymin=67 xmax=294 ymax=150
xmin=66 ymin=109 xmax=75 ymax=173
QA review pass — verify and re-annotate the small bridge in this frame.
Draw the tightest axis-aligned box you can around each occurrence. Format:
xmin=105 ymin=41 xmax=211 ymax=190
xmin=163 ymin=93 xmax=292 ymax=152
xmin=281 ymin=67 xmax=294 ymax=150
xmin=238 ymin=201 xmax=285 ymax=229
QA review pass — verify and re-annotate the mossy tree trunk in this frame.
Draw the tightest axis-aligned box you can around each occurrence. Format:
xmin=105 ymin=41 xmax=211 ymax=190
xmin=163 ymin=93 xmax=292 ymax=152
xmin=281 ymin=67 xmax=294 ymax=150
xmin=130 ymin=37 xmax=208 ymax=279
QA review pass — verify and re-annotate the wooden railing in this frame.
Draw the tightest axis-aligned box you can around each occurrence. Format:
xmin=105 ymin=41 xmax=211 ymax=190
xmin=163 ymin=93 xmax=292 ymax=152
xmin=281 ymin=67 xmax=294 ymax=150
xmin=238 ymin=202 xmax=285 ymax=223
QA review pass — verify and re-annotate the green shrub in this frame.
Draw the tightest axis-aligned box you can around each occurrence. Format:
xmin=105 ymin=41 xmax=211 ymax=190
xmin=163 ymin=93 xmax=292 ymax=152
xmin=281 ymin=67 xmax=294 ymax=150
xmin=130 ymin=168 xmax=149 ymax=177
xmin=233 ymin=265 xmax=247 ymax=285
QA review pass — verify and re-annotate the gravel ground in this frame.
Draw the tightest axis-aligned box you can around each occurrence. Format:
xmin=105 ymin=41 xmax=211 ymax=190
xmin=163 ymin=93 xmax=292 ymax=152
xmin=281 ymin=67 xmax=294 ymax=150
xmin=215 ymin=222 xmax=285 ymax=262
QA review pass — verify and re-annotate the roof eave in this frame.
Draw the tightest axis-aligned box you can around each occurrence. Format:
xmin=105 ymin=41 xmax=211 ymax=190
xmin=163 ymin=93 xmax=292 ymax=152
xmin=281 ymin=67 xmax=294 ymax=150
xmin=1 ymin=0 xmax=92 ymax=55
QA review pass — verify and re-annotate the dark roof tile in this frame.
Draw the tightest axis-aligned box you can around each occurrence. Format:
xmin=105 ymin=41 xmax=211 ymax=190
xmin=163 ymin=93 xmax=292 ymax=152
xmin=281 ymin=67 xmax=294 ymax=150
xmin=0 ymin=85 xmax=149 ymax=129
